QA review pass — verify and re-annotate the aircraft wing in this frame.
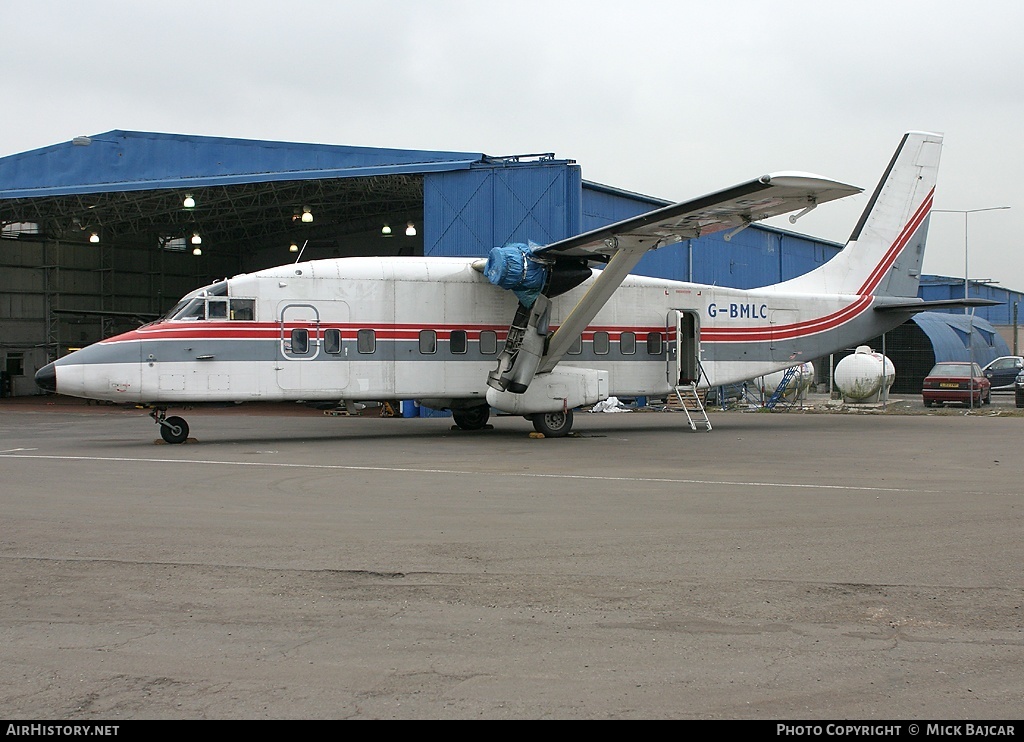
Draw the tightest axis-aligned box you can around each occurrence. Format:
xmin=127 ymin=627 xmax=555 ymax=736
xmin=536 ymin=173 xmax=862 ymax=372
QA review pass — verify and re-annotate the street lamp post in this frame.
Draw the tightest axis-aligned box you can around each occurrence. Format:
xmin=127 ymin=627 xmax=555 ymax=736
xmin=933 ymin=206 xmax=1010 ymax=410
xmin=933 ymin=206 xmax=1011 ymax=314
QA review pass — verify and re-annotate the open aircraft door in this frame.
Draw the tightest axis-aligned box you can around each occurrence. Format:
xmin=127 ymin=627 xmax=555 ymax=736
xmin=667 ymin=309 xmax=701 ymax=386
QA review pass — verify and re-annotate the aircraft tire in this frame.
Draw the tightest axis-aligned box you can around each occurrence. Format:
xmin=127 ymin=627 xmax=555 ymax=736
xmin=452 ymin=405 xmax=490 ymax=431
xmin=160 ymin=416 xmax=190 ymax=444
xmin=531 ymin=409 xmax=573 ymax=438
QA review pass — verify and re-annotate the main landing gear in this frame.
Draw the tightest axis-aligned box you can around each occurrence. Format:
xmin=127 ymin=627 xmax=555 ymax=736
xmin=530 ymin=409 xmax=574 ymax=437
xmin=150 ymin=408 xmax=190 ymax=444
xmin=451 ymin=405 xmax=491 ymax=431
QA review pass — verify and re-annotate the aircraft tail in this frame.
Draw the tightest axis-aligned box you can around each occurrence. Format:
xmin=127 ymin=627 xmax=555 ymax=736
xmin=775 ymin=131 xmax=942 ymax=298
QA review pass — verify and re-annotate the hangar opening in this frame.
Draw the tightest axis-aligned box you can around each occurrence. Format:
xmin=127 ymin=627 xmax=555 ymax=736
xmin=0 ymin=131 xmax=584 ymax=391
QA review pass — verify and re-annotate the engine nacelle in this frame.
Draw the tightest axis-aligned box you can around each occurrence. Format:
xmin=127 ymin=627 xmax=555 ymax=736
xmin=486 ymin=366 xmax=608 ymax=415
xmin=487 ymin=295 xmax=552 ymax=394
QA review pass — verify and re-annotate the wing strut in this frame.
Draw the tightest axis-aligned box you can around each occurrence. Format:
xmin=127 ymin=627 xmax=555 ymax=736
xmin=538 ymin=243 xmax=649 ymax=374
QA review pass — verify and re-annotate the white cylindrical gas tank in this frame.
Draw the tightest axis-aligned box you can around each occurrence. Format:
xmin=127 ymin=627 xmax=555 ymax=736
xmin=834 ymin=346 xmax=895 ymax=402
xmin=760 ymin=362 xmax=815 ymax=401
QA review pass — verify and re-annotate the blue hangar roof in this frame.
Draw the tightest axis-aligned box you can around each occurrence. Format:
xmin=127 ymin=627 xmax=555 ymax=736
xmin=0 ymin=130 xmax=486 ymax=198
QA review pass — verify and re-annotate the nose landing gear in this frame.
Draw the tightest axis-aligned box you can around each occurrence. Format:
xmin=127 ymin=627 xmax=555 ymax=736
xmin=150 ymin=408 xmax=190 ymax=444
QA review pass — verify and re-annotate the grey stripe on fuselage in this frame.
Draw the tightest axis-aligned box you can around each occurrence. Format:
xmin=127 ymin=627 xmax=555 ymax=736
xmin=55 ymin=337 xmax=671 ymax=366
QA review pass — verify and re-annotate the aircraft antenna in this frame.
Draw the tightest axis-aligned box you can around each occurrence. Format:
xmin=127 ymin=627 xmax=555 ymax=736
xmin=294 ymin=239 xmax=309 ymax=263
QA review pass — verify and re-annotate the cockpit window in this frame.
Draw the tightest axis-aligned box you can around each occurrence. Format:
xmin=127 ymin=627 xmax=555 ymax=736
xmin=207 ymin=299 xmax=228 ymax=319
xmin=230 ymin=299 xmax=255 ymax=321
xmin=162 ymin=287 xmax=255 ymax=322
xmin=172 ymin=298 xmax=207 ymax=321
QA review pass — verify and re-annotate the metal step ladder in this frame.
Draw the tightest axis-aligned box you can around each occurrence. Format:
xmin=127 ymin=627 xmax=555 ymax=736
xmin=673 ymin=383 xmax=712 ymax=431
xmin=764 ymin=366 xmax=799 ymax=410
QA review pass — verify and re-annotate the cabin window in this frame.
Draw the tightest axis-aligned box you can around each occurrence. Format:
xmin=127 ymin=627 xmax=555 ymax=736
xmin=568 ymin=335 xmax=583 ymax=355
xmin=290 ymin=328 xmax=309 ymax=354
xmin=593 ymin=331 xmax=610 ymax=355
xmin=324 ymin=328 xmax=342 ymax=354
xmin=357 ymin=329 xmax=376 ymax=354
xmin=419 ymin=330 xmax=437 ymax=354
xmin=230 ymin=298 xmax=255 ymax=321
xmin=620 ymin=331 xmax=636 ymax=355
xmin=646 ymin=332 xmax=664 ymax=355
xmin=479 ymin=330 xmax=498 ymax=355
xmin=450 ymin=330 xmax=468 ymax=354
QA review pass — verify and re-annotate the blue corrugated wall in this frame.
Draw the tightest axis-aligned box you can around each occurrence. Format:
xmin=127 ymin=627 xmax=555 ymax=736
xmin=423 ymin=161 xmax=582 ymax=257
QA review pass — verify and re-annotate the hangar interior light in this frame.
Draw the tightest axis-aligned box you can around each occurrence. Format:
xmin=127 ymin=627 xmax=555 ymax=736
xmin=89 ymin=232 xmax=100 ymax=244
xmin=381 ymin=224 xmax=392 ymax=236
xmin=405 ymin=221 xmax=416 ymax=237
xmin=191 ymin=232 xmax=202 ymax=245
xmin=289 ymin=242 xmax=299 ymax=253
xmin=183 ymin=194 xmax=196 ymax=209
xmin=302 ymin=206 xmax=313 ymax=223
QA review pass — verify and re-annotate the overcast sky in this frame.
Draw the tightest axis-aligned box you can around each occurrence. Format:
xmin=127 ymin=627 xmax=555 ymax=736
xmin=4 ymin=0 xmax=1023 ymax=291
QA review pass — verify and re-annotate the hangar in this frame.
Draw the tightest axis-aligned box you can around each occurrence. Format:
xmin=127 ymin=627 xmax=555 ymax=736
xmin=1 ymin=131 xmax=1020 ymax=397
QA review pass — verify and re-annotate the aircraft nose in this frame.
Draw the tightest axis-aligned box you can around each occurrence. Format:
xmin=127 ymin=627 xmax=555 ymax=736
xmin=35 ymin=362 xmax=57 ymax=393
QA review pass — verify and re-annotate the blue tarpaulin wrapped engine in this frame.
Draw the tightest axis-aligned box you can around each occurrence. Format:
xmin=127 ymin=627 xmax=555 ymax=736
xmin=483 ymin=242 xmax=549 ymax=307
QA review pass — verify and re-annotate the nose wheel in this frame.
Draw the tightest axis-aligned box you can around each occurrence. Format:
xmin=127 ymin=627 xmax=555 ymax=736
xmin=150 ymin=409 xmax=190 ymax=444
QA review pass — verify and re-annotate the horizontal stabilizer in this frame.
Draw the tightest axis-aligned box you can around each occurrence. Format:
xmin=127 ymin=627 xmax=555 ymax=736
xmin=874 ymin=298 xmax=1002 ymax=313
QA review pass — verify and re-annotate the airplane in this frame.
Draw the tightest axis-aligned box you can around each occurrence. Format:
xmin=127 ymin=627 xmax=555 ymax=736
xmin=35 ymin=131 xmax=993 ymax=443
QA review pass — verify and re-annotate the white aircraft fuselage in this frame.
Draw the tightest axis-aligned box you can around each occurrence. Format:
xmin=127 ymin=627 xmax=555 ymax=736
xmin=44 ymin=255 xmax=912 ymax=404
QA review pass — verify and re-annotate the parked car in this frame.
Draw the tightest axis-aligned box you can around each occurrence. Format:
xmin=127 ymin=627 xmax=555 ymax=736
xmin=1015 ymin=371 xmax=1024 ymax=408
xmin=921 ymin=362 xmax=991 ymax=407
xmin=981 ymin=355 xmax=1024 ymax=392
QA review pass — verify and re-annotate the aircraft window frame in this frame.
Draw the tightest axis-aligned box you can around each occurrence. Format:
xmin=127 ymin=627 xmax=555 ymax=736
xmin=172 ymin=298 xmax=206 ymax=321
xmin=290 ymin=328 xmax=309 ymax=355
xmin=593 ymin=331 xmax=610 ymax=355
xmin=568 ymin=335 xmax=583 ymax=355
xmin=450 ymin=330 xmax=468 ymax=355
xmin=230 ymin=298 xmax=255 ymax=321
xmin=357 ymin=329 xmax=376 ymax=354
xmin=620 ymin=331 xmax=636 ymax=355
xmin=324 ymin=328 xmax=342 ymax=354
xmin=479 ymin=330 xmax=498 ymax=355
xmin=646 ymin=332 xmax=664 ymax=355
xmin=419 ymin=330 xmax=437 ymax=354
xmin=207 ymin=298 xmax=228 ymax=320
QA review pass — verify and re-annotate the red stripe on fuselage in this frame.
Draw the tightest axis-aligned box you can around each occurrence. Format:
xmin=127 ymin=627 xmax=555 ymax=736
xmin=856 ymin=187 xmax=933 ymax=295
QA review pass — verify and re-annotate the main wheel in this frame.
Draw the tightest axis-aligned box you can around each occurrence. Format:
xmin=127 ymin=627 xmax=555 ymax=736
xmin=160 ymin=415 xmax=189 ymax=444
xmin=452 ymin=405 xmax=490 ymax=431
xmin=531 ymin=409 xmax=574 ymax=437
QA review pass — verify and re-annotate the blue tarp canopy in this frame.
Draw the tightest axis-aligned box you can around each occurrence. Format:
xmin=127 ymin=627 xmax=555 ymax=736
xmin=912 ymin=312 xmax=1009 ymax=367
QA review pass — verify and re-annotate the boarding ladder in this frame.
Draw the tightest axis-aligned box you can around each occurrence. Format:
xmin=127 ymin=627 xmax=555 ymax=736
xmin=672 ymin=383 xmax=712 ymax=432
xmin=764 ymin=366 xmax=799 ymax=410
